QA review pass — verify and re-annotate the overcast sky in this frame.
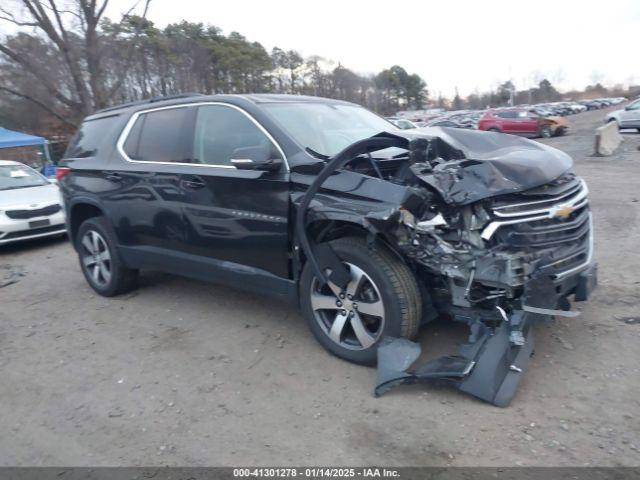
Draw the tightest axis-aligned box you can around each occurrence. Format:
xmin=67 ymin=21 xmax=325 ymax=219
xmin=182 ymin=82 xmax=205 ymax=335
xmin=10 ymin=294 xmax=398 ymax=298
xmin=52 ymin=0 xmax=640 ymax=96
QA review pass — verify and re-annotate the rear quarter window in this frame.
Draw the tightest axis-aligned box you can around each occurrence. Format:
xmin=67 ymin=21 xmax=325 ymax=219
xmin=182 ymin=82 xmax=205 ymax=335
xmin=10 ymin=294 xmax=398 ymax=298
xmin=64 ymin=115 xmax=120 ymax=159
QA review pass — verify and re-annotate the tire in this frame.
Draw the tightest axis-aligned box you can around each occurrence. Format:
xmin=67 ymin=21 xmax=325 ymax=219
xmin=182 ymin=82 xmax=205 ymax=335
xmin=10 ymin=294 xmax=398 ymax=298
xmin=488 ymin=127 xmax=501 ymax=133
xmin=76 ymin=216 xmax=138 ymax=297
xmin=539 ymin=125 xmax=552 ymax=138
xmin=300 ymin=236 xmax=421 ymax=365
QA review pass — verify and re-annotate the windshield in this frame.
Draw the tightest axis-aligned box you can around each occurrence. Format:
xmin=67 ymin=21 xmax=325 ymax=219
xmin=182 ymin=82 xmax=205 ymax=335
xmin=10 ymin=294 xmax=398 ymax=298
xmin=262 ymin=103 xmax=397 ymax=157
xmin=0 ymin=164 xmax=48 ymax=191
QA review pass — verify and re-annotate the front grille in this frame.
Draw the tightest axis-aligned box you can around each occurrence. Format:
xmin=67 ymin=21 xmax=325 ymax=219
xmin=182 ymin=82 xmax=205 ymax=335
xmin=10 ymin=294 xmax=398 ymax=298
xmin=483 ymin=174 xmax=592 ymax=278
xmin=494 ymin=206 xmax=590 ymax=248
xmin=492 ymin=175 xmax=585 ymax=217
xmin=5 ymin=204 xmax=61 ymax=219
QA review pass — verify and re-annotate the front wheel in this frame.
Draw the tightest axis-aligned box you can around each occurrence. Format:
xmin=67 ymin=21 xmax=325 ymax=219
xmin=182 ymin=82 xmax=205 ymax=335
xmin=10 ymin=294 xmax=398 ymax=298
xmin=300 ymin=237 xmax=421 ymax=365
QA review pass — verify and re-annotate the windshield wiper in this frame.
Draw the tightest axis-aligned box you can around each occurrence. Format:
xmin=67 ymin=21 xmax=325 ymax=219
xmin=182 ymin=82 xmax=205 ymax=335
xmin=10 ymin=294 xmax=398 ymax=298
xmin=305 ymin=147 xmax=330 ymax=161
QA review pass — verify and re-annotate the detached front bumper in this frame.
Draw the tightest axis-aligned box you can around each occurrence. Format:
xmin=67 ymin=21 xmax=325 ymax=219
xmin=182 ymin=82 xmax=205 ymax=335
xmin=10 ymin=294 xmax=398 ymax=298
xmin=375 ymin=262 xmax=598 ymax=407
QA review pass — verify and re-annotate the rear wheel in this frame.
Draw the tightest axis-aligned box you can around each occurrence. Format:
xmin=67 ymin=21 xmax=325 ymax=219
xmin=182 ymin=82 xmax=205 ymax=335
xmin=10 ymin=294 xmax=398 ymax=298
xmin=76 ymin=216 xmax=138 ymax=297
xmin=300 ymin=237 xmax=421 ymax=365
xmin=539 ymin=125 xmax=552 ymax=138
xmin=488 ymin=127 xmax=501 ymax=133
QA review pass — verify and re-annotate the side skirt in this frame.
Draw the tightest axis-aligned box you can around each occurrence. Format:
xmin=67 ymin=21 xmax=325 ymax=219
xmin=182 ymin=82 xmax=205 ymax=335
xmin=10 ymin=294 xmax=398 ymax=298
xmin=118 ymin=245 xmax=298 ymax=305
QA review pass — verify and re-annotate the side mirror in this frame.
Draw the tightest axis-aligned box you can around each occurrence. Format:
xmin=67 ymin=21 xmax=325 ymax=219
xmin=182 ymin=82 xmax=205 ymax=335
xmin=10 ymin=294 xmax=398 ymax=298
xmin=230 ymin=146 xmax=282 ymax=172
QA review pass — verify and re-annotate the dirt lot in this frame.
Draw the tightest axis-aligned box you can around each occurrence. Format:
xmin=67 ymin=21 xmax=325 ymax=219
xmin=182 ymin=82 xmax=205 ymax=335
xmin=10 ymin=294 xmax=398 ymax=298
xmin=1 ymin=106 xmax=639 ymax=467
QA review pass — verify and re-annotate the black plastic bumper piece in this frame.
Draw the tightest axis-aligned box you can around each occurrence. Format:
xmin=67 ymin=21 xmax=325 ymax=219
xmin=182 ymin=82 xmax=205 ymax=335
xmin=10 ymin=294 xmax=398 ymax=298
xmin=374 ymin=315 xmax=535 ymax=407
xmin=458 ymin=321 xmax=534 ymax=407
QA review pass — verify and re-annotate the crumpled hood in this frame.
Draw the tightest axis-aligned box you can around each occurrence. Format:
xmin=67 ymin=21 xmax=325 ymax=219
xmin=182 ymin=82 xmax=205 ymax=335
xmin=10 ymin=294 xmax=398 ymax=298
xmin=400 ymin=127 xmax=573 ymax=205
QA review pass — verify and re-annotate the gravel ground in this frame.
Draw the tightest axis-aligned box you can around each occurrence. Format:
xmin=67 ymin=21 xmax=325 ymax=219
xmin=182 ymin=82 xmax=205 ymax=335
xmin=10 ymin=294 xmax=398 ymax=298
xmin=1 ymin=106 xmax=639 ymax=466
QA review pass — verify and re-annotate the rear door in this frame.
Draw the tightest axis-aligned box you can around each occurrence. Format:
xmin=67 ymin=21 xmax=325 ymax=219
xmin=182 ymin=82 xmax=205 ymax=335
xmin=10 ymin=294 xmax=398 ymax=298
xmin=496 ymin=111 xmax=518 ymax=133
xmin=105 ymin=105 xmax=197 ymax=252
xmin=511 ymin=111 xmax=537 ymax=134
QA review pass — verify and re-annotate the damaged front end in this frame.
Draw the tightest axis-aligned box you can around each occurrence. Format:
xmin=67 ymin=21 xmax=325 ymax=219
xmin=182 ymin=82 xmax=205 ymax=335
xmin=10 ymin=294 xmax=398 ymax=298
xmin=296 ymin=128 xmax=597 ymax=406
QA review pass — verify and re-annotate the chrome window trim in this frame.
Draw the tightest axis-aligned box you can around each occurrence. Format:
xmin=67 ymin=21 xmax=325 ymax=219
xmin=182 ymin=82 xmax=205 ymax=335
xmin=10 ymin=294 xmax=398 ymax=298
xmin=115 ymin=102 xmax=289 ymax=171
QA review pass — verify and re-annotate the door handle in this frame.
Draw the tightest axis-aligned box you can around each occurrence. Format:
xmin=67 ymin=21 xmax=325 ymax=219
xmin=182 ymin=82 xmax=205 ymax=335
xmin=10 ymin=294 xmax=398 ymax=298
xmin=106 ymin=172 xmax=122 ymax=182
xmin=182 ymin=176 xmax=206 ymax=189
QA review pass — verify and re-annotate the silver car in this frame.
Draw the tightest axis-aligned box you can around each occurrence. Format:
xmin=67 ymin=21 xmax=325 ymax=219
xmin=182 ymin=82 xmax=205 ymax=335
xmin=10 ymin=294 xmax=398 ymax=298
xmin=606 ymin=99 xmax=640 ymax=131
xmin=0 ymin=160 xmax=66 ymax=245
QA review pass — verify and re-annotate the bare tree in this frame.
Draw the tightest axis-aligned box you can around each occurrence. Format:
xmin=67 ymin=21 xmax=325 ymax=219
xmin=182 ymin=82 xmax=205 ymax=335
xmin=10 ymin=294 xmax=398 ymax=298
xmin=0 ymin=0 xmax=150 ymax=125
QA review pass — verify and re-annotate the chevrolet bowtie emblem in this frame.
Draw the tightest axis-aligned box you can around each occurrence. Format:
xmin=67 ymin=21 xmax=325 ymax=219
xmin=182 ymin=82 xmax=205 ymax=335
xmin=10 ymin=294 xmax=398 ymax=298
xmin=551 ymin=204 xmax=575 ymax=219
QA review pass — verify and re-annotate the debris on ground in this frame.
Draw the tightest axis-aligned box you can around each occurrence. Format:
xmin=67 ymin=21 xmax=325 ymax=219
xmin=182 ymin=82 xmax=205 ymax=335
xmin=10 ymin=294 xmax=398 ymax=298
xmin=614 ymin=315 xmax=640 ymax=325
xmin=0 ymin=264 xmax=25 ymax=288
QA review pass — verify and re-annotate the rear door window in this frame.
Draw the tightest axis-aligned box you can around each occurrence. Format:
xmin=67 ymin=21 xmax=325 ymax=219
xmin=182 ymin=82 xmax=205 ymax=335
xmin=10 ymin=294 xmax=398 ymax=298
xmin=65 ymin=115 xmax=119 ymax=159
xmin=123 ymin=107 xmax=196 ymax=163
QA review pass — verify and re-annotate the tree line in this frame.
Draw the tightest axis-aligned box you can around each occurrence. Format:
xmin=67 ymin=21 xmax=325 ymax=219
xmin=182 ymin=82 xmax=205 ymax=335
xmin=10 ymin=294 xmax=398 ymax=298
xmin=0 ymin=0 xmax=427 ymax=135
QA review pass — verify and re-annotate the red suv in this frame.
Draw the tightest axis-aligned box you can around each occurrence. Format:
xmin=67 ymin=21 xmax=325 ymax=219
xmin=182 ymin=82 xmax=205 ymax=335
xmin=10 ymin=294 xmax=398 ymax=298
xmin=477 ymin=108 xmax=567 ymax=138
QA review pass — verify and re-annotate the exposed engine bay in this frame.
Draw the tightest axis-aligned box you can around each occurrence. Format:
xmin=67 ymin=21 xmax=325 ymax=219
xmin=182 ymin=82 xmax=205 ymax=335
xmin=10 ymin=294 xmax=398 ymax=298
xmin=295 ymin=127 xmax=597 ymax=406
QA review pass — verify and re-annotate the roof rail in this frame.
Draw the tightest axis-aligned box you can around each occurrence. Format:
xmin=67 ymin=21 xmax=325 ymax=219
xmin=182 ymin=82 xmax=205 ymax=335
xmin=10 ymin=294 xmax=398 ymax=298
xmin=95 ymin=93 xmax=205 ymax=114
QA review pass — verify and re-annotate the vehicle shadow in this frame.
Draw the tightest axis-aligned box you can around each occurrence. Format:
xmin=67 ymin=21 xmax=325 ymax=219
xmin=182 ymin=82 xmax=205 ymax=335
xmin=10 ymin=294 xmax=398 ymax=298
xmin=134 ymin=269 xmax=302 ymax=329
xmin=0 ymin=233 xmax=68 ymax=256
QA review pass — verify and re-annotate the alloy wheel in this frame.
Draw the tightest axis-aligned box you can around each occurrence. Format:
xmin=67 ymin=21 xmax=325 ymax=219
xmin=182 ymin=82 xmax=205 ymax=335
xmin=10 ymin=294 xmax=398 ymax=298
xmin=81 ymin=230 xmax=112 ymax=287
xmin=310 ymin=263 xmax=385 ymax=350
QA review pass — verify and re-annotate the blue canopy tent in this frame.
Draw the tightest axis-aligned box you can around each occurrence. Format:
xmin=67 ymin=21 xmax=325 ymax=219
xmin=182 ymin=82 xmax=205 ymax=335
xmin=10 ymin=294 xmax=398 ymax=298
xmin=0 ymin=127 xmax=54 ymax=176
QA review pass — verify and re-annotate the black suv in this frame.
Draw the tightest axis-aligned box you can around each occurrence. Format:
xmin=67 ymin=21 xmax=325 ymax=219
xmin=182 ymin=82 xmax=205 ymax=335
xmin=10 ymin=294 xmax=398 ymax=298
xmin=60 ymin=94 xmax=597 ymax=406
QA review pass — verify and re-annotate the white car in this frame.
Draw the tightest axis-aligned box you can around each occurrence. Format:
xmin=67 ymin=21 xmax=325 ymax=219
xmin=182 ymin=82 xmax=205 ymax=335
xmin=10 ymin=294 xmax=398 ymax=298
xmin=0 ymin=160 xmax=66 ymax=245
xmin=606 ymin=99 xmax=640 ymax=131
xmin=567 ymin=103 xmax=587 ymax=113
xmin=388 ymin=118 xmax=417 ymax=130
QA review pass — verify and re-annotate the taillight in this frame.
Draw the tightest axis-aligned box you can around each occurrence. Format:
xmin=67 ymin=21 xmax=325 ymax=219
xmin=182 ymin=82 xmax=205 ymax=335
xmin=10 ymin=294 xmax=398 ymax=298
xmin=55 ymin=167 xmax=71 ymax=182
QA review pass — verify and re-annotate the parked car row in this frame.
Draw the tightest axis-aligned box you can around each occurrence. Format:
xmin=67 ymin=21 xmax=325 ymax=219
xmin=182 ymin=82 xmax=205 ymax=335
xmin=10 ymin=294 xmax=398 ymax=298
xmin=579 ymin=97 xmax=627 ymax=110
xmin=391 ymin=97 xmax=627 ymax=137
